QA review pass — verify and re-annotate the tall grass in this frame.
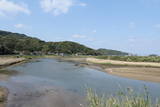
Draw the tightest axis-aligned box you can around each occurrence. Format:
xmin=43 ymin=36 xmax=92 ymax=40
xmin=87 ymin=87 xmax=160 ymax=107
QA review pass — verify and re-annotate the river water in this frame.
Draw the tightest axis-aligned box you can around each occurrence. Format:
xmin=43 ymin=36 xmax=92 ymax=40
xmin=0 ymin=58 xmax=160 ymax=107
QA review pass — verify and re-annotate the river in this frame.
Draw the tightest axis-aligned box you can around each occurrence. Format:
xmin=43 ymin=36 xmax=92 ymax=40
xmin=0 ymin=58 xmax=160 ymax=107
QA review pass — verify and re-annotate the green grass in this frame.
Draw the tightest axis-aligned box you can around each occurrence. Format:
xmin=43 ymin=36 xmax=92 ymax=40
xmin=96 ymin=56 xmax=160 ymax=63
xmin=87 ymin=87 xmax=160 ymax=107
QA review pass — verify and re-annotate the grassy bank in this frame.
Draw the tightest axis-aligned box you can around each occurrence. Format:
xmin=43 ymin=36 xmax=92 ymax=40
xmin=86 ymin=58 xmax=160 ymax=68
xmin=96 ymin=56 xmax=160 ymax=63
xmin=87 ymin=87 xmax=160 ymax=107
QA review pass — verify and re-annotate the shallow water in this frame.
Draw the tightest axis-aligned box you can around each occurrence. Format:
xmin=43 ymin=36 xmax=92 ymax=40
xmin=0 ymin=58 xmax=160 ymax=107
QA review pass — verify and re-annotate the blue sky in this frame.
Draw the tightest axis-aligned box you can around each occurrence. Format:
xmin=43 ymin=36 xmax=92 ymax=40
xmin=0 ymin=0 xmax=160 ymax=55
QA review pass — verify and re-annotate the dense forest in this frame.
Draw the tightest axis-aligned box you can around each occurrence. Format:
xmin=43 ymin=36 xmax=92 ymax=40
xmin=0 ymin=30 xmax=128 ymax=56
xmin=0 ymin=30 xmax=99 ymax=55
xmin=0 ymin=30 xmax=45 ymax=55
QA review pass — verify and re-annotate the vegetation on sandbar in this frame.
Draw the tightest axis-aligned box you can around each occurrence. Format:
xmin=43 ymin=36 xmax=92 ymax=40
xmin=96 ymin=56 xmax=160 ymax=63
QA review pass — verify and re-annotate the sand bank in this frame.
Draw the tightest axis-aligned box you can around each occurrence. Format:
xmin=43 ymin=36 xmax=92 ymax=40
xmin=0 ymin=57 xmax=25 ymax=68
xmin=61 ymin=57 xmax=160 ymax=83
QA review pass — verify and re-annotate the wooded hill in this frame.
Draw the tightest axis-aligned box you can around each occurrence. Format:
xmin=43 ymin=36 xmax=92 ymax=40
xmin=0 ymin=30 xmax=128 ymax=56
xmin=0 ymin=30 xmax=98 ymax=55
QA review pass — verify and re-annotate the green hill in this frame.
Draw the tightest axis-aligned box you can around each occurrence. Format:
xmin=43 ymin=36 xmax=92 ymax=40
xmin=42 ymin=41 xmax=98 ymax=55
xmin=0 ymin=30 xmax=98 ymax=55
xmin=0 ymin=30 xmax=129 ymax=56
xmin=97 ymin=48 xmax=129 ymax=56
xmin=0 ymin=30 xmax=45 ymax=55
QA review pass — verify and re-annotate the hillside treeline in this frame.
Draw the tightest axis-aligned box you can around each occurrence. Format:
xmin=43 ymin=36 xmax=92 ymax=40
xmin=0 ymin=30 xmax=129 ymax=56
xmin=0 ymin=30 xmax=99 ymax=55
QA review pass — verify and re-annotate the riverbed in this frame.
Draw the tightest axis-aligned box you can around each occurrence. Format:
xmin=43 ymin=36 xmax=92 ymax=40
xmin=0 ymin=58 xmax=160 ymax=107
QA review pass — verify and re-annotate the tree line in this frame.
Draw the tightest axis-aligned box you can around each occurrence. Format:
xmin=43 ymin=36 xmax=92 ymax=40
xmin=0 ymin=30 xmax=99 ymax=55
xmin=0 ymin=30 xmax=129 ymax=56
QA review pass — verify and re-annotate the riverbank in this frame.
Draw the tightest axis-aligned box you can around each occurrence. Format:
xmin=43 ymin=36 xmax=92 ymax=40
xmin=59 ymin=57 xmax=160 ymax=83
xmin=0 ymin=57 xmax=26 ymax=80
xmin=0 ymin=57 xmax=159 ymax=107
xmin=0 ymin=57 xmax=26 ymax=69
xmin=0 ymin=56 xmax=26 ymax=107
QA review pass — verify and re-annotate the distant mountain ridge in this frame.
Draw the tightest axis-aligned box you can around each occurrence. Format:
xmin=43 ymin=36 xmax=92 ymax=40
xmin=0 ymin=30 xmax=129 ymax=56
xmin=97 ymin=48 xmax=129 ymax=56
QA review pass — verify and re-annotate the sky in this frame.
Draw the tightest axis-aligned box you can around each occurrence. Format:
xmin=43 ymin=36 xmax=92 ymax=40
xmin=0 ymin=0 xmax=160 ymax=55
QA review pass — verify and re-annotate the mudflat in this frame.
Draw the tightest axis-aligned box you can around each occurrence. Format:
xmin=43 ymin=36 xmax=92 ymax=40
xmin=61 ymin=57 xmax=160 ymax=83
xmin=0 ymin=57 xmax=26 ymax=107
xmin=105 ymin=67 xmax=160 ymax=83
xmin=0 ymin=87 xmax=8 ymax=107
xmin=0 ymin=57 xmax=25 ymax=80
xmin=0 ymin=57 xmax=25 ymax=67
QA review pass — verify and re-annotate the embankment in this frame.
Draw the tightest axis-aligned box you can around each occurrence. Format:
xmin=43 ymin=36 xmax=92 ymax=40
xmin=0 ymin=57 xmax=26 ymax=107
xmin=0 ymin=57 xmax=26 ymax=69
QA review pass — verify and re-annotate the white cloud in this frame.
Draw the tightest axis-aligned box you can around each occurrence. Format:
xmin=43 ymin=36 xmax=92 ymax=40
xmin=40 ymin=0 xmax=87 ymax=16
xmin=0 ymin=0 xmax=30 ymax=17
xmin=14 ymin=24 xmax=26 ymax=28
xmin=72 ymin=34 xmax=86 ymax=39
